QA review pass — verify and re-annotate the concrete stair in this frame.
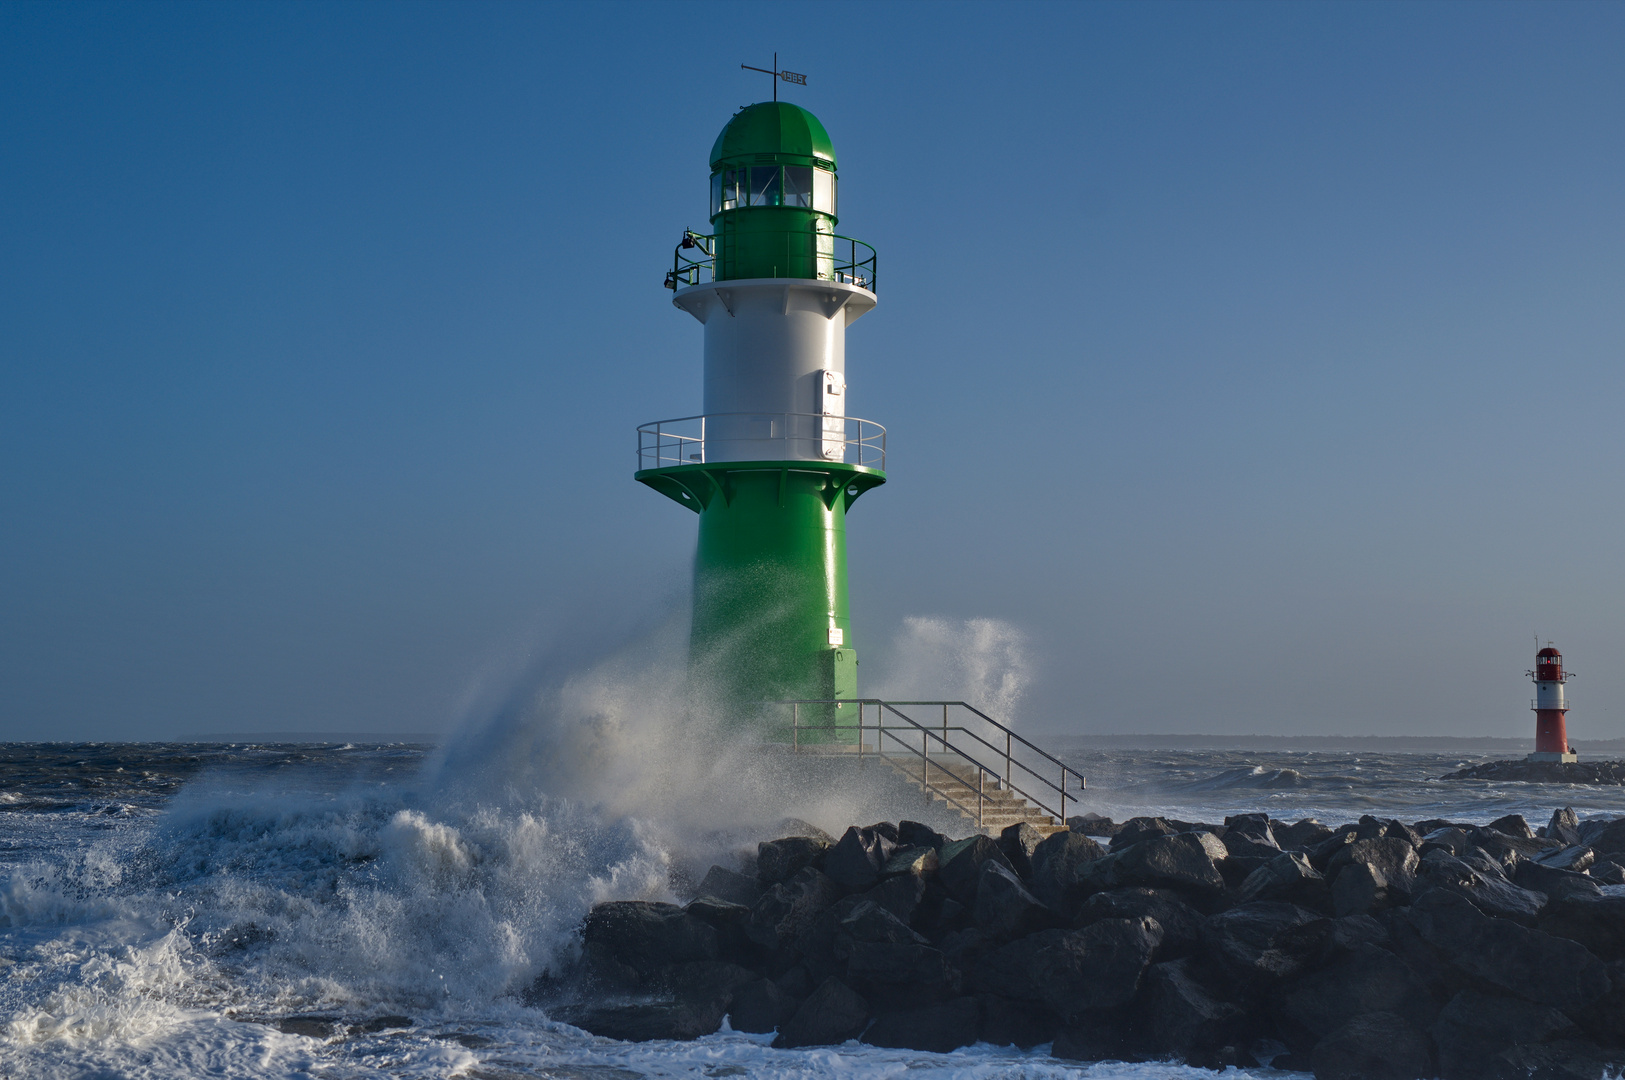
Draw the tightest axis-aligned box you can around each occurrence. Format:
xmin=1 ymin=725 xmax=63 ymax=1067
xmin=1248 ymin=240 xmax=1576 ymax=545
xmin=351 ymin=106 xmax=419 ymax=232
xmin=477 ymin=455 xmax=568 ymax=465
xmin=883 ymin=755 xmax=1068 ymax=836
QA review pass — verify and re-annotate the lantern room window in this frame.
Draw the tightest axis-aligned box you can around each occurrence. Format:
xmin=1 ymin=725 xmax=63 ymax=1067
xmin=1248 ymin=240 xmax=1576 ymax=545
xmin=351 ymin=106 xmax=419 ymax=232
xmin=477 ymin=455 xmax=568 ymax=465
xmin=749 ymin=166 xmax=782 ymax=206
xmin=711 ymin=165 xmax=838 ymax=218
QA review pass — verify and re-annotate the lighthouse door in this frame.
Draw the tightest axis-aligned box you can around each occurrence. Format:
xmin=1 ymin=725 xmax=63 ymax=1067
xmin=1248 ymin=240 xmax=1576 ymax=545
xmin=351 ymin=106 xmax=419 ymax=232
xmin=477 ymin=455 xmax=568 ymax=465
xmin=817 ymin=369 xmax=845 ymax=461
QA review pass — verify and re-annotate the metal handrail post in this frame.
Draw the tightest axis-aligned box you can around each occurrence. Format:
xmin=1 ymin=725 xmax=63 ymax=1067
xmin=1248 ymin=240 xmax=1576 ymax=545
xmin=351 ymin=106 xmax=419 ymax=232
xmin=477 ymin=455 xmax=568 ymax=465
xmin=1006 ymin=731 xmax=1012 ymax=791
xmin=978 ymin=768 xmax=984 ymax=828
xmin=792 ymin=702 xmax=798 ymax=752
xmin=921 ymin=728 xmax=930 ymax=807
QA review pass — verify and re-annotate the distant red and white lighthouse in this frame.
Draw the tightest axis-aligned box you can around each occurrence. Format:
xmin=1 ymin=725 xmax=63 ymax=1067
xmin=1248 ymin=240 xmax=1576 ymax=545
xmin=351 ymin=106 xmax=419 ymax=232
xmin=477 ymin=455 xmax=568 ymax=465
xmin=1527 ymin=644 xmax=1577 ymax=764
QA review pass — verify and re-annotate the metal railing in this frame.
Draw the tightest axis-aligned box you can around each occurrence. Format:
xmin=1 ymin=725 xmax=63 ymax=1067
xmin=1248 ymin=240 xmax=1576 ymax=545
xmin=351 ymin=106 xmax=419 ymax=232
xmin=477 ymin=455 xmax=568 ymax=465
xmin=767 ymin=699 xmax=1087 ymax=830
xmin=637 ymin=413 xmax=886 ymax=470
xmin=664 ymin=231 xmax=877 ymax=292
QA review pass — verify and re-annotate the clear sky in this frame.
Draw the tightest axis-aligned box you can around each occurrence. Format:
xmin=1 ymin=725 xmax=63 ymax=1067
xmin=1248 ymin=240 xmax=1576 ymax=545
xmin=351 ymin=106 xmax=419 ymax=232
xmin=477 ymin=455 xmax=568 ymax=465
xmin=2 ymin=1 xmax=1622 ymax=742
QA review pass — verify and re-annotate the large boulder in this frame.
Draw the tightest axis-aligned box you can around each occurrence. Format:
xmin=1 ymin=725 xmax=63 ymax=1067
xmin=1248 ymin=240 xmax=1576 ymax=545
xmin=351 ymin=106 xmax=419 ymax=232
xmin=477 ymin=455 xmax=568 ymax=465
xmin=1405 ymin=888 xmax=1611 ymax=1016
xmin=692 ymin=865 xmax=760 ymax=908
xmin=747 ymin=867 xmax=844 ymax=949
xmin=582 ymin=901 xmax=718 ymax=978
xmin=1539 ymin=894 xmax=1625 ymax=962
xmin=682 ymin=897 xmax=757 ymax=966
xmin=1329 ymin=837 xmax=1418 ymax=916
xmin=978 ymin=994 xmax=1059 ymax=1048
xmin=860 ymin=996 xmax=981 ymax=1053
xmin=1085 ymin=831 xmax=1228 ymax=897
xmin=937 ymin=835 xmax=1013 ymax=906
xmin=1487 ymin=813 xmax=1536 ymax=839
xmin=863 ymin=871 xmax=927 ymax=925
xmin=880 ymin=845 xmax=939 ymax=879
xmin=1272 ymin=943 xmax=1438 ymax=1044
xmin=997 ymin=822 xmax=1044 ymax=879
xmin=1310 ymin=1011 xmax=1435 ymax=1080
xmin=971 ymin=917 xmax=1162 ymax=1020
xmin=1415 ymin=848 xmax=1548 ymax=924
xmin=757 ymin=836 xmax=831 ymax=888
xmin=1110 ymin=816 xmax=1179 ymax=851
xmin=1548 ymin=807 xmax=1583 ymax=846
xmin=566 ymin=997 xmax=729 ymax=1041
xmin=773 ymin=975 xmax=869 ymax=1048
xmin=896 ymin=820 xmax=946 ymax=850
xmin=726 ymin=977 xmax=798 ymax=1034
xmin=1232 ymin=851 xmax=1332 ymax=913
xmin=824 ymin=825 xmax=896 ymax=891
xmin=1198 ymin=902 xmax=1331 ymax=989
xmin=1028 ymin=830 xmax=1107 ymax=911
xmin=1430 ymin=988 xmax=1579 ymax=1080
xmin=1513 ymin=859 xmax=1604 ymax=903
xmin=1535 ymin=844 xmax=1596 ymax=873
xmin=1136 ymin=957 xmax=1249 ymax=1062
xmin=1075 ymin=887 xmax=1205 ymax=958
xmin=1276 ymin=819 xmax=1335 ymax=850
xmin=973 ymin=860 xmax=1056 ymax=940
xmin=1580 ymin=818 xmax=1625 ymax=855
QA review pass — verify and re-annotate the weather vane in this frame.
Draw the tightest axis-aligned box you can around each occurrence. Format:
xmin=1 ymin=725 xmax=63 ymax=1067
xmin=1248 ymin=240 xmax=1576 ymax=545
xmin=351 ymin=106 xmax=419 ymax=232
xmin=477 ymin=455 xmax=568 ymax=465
xmin=741 ymin=53 xmax=806 ymax=102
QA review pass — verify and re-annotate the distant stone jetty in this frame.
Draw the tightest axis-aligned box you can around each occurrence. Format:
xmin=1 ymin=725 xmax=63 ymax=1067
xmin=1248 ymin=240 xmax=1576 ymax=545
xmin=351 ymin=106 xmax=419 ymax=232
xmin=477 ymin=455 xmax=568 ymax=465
xmin=1442 ymin=759 xmax=1625 ymax=785
xmin=536 ymin=808 xmax=1625 ymax=1078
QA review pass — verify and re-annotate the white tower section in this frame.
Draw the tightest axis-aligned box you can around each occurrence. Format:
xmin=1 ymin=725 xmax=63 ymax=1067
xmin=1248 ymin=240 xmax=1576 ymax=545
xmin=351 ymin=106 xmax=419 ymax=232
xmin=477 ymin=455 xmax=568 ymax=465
xmin=673 ymin=278 xmax=876 ymax=463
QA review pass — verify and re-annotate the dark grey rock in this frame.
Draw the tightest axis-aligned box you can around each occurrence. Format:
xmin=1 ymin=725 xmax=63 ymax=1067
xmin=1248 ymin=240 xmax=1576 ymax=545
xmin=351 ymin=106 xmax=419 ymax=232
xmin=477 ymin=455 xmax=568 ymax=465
xmin=1199 ymin=902 xmax=1331 ymax=988
xmin=1329 ymin=838 xmax=1419 ymax=916
xmin=1276 ymin=819 xmax=1335 ymax=850
xmin=693 ymin=865 xmax=760 ymax=908
xmin=978 ymin=994 xmax=1059 ymax=1048
xmin=1028 ymin=830 xmax=1107 ymax=911
xmin=1308 ymin=825 xmax=1360 ymax=869
xmin=1514 ymin=859 xmax=1604 ymax=903
xmin=1137 ymin=957 xmax=1249 ymax=1060
xmin=1582 ymin=818 xmax=1625 ymax=854
xmin=1233 ymin=851 xmax=1332 ymax=913
xmin=1109 ymin=816 xmax=1178 ymax=852
xmin=1310 ymin=1011 xmax=1434 ymax=1080
xmin=349 ymin=1015 xmax=412 ymax=1034
xmin=1075 ymin=886 xmax=1204 ymax=958
xmin=747 ymin=867 xmax=844 ymax=949
xmin=836 ymin=899 xmax=926 ymax=951
xmin=1085 ymin=831 xmax=1229 ymax=896
xmin=897 ymin=820 xmax=946 ymax=850
xmin=860 ymin=996 xmax=981 ymax=1053
xmin=1330 ymin=913 xmax=1391 ymax=952
xmin=681 ymin=897 xmax=757 ymax=966
xmin=1538 ymin=894 xmax=1625 ymax=962
xmin=937 ymin=835 xmax=1013 ymax=906
xmin=1497 ymin=1038 xmax=1622 ymax=1080
xmin=757 ymin=836 xmax=831 ymax=888
xmin=973 ymin=860 xmax=1055 ymax=940
xmin=997 ymin=822 xmax=1044 ymax=879
xmin=1593 ymin=854 xmax=1625 ymax=886
xmin=1066 ymin=812 xmax=1118 ymax=837
xmin=971 ymin=917 xmax=1162 ymax=1020
xmin=863 ymin=872 xmax=927 ymax=925
xmin=1430 ymin=989 xmax=1579 ymax=1080
xmin=1050 ymin=1010 xmax=1140 ymax=1062
xmin=1548 ymin=807 xmax=1583 ymax=846
xmin=727 ymin=977 xmax=797 ymax=1034
xmin=1488 ymin=813 xmax=1537 ymax=839
xmin=1473 ymin=828 xmax=1560 ymax=873
xmin=1406 ymin=888 xmax=1612 ymax=1016
xmin=1416 ymin=848 xmax=1548 ymax=923
xmin=824 ymin=826 xmax=896 ymax=891
xmin=880 ymin=845 xmax=938 ymax=879
xmin=773 ymin=976 xmax=869 ymax=1048
xmin=568 ymin=999 xmax=727 ymax=1041
xmin=1535 ymin=844 xmax=1596 ymax=873
xmin=277 ymin=1016 xmax=338 ymax=1039
xmin=1272 ymin=943 xmax=1437 ymax=1042
xmin=583 ymin=901 xmax=718 ymax=978
xmin=792 ymin=895 xmax=866 ymax=983
xmin=866 ymin=821 xmax=900 ymax=843
xmin=844 ymin=941 xmax=955 ymax=989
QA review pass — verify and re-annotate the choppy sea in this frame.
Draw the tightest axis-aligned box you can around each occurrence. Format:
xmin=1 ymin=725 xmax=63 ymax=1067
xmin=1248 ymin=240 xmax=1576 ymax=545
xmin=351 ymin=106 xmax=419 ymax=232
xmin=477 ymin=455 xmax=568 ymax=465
xmin=4 ymin=738 xmax=1624 ymax=1079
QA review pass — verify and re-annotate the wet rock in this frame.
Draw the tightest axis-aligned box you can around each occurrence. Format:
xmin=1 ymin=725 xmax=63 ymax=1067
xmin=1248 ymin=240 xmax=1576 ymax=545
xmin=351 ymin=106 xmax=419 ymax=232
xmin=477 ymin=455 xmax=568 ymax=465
xmin=1419 ymin=825 xmax=1473 ymax=858
xmin=1329 ymin=838 xmax=1418 ymax=916
xmin=1199 ymin=902 xmax=1331 ymax=988
xmin=836 ymin=899 xmax=926 ymax=950
xmin=844 ymin=940 xmax=956 ymax=993
xmin=1028 ymin=830 xmax=1107 ymax=911
xmin=727 ymin=977 xmax=797 ymax=1034
xmin=1535 ymin=844 xmax=1596 ymax=873
xmin=824 ymin=826 xmax=897 ymax=891
xmin=860 ymin=996 xmax=981 ymax=1053
xmin=1137 ymin=957 xmax=1249 ymax=1061
xmin=1276 ymin=819 xmax=1335 ymax=850
xmin=1086 ymin=831 xmax=1229 ymax=897
xmin=1051 ymin=1009 xmax=1140 ymax=1062
xmin=1066 ymin=812 xmax=1118 ymax=837
xmin=1430 ymin=988 xmax=1579 ymax=1080
xmin=1405 ymin=888 xmax=1611 ymax=1016
xmin=1310 ymin=1011 xmax=1434 ymax=1080
xmin=863 ymin=871 xmax=927 ymax=925
xmin=277 ymin=1016 xmax=339 ymax=1039
xmin=1109 ymin=816 xmax=1178 ymax=852
xmin=1488 ymin=813 xmax=1536 ymax=839
xmin=772 ymin=975 xmax=869 ymax=1048
xmin=978 ymin=994 xmax=1060 ymax=1048
xmin=1497 ymin=1038 xmax=1622 ymax=1080
xmin=1415 ymin=848 xmax=1548 ymax=923
xmin=897 ymin=820 xmax=946 ymax=850
xmin=1224 ymin=832 xmax=1283 ymax=860
xmin=1582 ymin=818 xmax=1625 ymax=855
xmin=1514 ymin=859 xmax=1604 ymax=903
xmin=693 ymin=865 xmax=761 ymax=908
xmin=1472 ymin=828 xmax=1558 ymax=872
xmin=1272 ymin=943 xmax=1437 ymax=1043
xmin=971 ymin=917 xmax=1162 ymax=1020
xmin=1075 ymin=887 xmax=1204 ymax=958
xmin=879 ymin=845 xmax=938 ymax=880
xmin=1307 ymin=825 xmax=1360 ymax=869
xmin=682 ymin=897 xmax=757 ymax=966
xmin=937 ymin=835 xmax=1013 ymax=906
xmin=757 ymin=836 xmax=831 ymax=888
xmin=583 ymin=902 xmax=718 ymax=977
xmin=1329 ymin=913 xmax=1390 ymax=952
xmin=867 ymin=821 xmax=900 ymax=843
xmin=568 ymin=997 xmax=729 ymax=1041
xmin=997 ymin=822 xmax=1044 ymax=879
xmin=1539 ymin=894 xmax=1625 ymax=962
xmin=1592 ymin=855 xmax=1625 ymax=886
xmin=1548 ymin=807 xmax=1583 ymax=846
xmin=747 ymin=867 xmax=844 ymax=950
xmin=792 ymin=895 xmax=866 ymax=983
xmin=350 ymin=1015 xmax=412 ymax=1034
xmin=973 ymin=860 xmax=1056 ymax=940
xmin=1232 ymin=851 xmax=1332 ymax=913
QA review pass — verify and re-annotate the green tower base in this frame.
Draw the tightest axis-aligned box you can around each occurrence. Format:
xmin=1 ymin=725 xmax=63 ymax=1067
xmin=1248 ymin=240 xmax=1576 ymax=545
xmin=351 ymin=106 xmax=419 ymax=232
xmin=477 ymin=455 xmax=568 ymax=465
xmin=636 ymin=460 xmax=884 ymax=742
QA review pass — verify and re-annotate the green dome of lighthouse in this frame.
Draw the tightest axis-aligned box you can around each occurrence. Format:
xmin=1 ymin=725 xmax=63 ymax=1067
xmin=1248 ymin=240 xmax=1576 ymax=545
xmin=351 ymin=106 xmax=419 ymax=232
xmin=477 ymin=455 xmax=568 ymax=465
xmin=710 ymin=102 xmax=836 ymax=171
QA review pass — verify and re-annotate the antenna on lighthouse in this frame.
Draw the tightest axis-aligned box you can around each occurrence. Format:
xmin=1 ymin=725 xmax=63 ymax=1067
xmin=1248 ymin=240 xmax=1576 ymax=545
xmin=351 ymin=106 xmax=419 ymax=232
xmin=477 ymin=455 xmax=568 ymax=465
xmin=741 ymin=53 xmax=807 ymax=102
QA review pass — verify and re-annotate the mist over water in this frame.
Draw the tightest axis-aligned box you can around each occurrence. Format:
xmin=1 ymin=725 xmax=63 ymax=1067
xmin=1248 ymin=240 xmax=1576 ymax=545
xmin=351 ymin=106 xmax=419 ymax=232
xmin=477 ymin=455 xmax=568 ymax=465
xmin=869 ymin=616 xmax=1032 ymax=723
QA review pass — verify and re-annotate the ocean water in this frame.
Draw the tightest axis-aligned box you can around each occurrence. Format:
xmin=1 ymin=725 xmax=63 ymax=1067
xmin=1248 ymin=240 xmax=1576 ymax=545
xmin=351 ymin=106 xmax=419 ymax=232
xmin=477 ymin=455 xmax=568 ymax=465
xmin=4 ymin=739 xmax=1623 ymax=1080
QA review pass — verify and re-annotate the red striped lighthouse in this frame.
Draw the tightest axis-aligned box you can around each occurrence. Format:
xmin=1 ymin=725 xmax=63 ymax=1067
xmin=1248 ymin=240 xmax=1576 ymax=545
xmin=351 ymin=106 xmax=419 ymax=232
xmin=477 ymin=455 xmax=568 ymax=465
xmin=1527 ymin=644 xmax=1578 ymax=764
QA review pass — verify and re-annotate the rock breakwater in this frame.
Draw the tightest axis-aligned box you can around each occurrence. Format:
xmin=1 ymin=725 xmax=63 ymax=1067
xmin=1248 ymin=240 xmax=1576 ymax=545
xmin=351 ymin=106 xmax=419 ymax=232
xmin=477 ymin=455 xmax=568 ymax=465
xmin=537 ymin=809 xmax=1625 ymax=1078
xmin=1442 ymin=759 xmax=1625 ymax=785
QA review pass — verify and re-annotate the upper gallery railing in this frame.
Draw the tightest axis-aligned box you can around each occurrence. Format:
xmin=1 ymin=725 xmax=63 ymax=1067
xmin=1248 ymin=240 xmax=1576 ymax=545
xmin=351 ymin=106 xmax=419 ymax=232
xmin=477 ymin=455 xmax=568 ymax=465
xmin=664 ymin=231 xmax=877 ymax=292
xmin=638 ymin=413 xmax=886 ymax=471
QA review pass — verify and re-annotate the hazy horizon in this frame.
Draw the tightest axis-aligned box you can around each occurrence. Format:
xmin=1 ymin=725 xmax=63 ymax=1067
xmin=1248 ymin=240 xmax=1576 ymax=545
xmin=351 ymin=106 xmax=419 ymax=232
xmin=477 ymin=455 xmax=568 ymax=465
xmin=3 ymin=1 xmax=1623 ymax=742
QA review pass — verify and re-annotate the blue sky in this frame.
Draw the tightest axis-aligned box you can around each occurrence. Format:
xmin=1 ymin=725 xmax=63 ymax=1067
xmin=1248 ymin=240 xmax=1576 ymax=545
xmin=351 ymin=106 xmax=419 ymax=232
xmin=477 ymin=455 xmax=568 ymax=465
xmin=2 ymin=1 xmax=1621 ymax=741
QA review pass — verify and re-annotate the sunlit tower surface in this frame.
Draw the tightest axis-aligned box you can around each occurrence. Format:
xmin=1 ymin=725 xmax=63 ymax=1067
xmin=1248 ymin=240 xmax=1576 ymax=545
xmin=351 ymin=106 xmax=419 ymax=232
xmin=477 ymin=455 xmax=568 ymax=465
xmin=1527 ymin=644 xmax=1578 ymax=763
xmin=636 ymin=98 xmax=882 ymax=736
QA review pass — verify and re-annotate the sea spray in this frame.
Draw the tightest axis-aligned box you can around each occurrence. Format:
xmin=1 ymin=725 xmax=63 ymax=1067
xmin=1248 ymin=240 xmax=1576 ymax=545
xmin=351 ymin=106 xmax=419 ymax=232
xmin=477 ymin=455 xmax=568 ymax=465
xmin=870 ymin=616 xmax=1032 ymax=724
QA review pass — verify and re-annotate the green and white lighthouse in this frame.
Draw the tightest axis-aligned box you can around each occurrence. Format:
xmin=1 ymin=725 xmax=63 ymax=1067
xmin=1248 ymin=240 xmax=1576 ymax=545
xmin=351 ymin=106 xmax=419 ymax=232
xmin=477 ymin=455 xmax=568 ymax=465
xmin=637 ymin=101 xmax=882 ymax=734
